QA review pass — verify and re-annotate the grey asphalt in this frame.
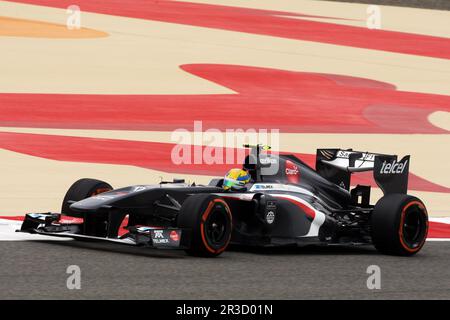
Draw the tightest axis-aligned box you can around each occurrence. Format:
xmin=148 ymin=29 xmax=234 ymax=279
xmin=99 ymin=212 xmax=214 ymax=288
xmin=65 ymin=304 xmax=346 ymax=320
xmin=0 ymin=240 xmax=449 ymax=299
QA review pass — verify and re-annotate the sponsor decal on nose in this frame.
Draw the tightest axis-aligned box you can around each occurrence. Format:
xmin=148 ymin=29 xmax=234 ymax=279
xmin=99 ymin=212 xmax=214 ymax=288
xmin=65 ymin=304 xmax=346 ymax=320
xmin=170 ymin=230 xmax=180 ymax=242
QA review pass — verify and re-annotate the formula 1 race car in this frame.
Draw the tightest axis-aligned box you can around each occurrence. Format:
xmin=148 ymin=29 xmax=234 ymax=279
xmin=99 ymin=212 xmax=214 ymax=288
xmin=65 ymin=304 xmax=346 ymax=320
xmin=20 ymin=145 xmax=429 ymax=257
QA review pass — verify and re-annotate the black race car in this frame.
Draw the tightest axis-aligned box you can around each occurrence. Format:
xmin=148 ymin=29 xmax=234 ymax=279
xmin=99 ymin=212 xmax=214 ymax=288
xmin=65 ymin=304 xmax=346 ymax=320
xmin=20 ymin=144 xmax=429 ymax=257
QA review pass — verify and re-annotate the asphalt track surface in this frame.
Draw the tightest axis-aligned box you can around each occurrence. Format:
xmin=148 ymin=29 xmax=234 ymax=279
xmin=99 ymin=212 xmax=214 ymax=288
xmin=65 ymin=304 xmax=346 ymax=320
xmin=1 ymin=240 xmax=449 ymax=299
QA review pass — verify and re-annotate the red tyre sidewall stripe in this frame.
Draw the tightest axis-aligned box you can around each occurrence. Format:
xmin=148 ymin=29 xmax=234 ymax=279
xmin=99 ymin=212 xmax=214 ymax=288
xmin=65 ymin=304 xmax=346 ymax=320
xmin=200 ymin=198 xmax=232 ymax=254
xmin=398 ymin=201 xmax=429 ymax=253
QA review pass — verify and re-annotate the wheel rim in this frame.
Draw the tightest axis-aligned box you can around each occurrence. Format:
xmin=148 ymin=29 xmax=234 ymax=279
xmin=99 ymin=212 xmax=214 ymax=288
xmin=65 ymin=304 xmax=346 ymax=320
xmin=401 ymin=203 xmax=427 ymax=250
xmin=204 ymin=204 xmax=229 ymax=246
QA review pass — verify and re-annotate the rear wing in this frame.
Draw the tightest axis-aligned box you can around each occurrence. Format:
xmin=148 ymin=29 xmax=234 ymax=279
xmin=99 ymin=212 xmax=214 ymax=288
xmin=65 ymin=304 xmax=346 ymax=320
xmin=316 ymin=149 xmax=410 ymax=195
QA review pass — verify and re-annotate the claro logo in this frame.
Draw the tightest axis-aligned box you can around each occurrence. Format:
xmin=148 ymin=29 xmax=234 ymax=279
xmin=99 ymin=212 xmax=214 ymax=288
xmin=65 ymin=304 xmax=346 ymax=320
xmin=285 ymin=160 xmax=299 ymax=184
xmin=380 ymin=159 xmax=408 ymax=174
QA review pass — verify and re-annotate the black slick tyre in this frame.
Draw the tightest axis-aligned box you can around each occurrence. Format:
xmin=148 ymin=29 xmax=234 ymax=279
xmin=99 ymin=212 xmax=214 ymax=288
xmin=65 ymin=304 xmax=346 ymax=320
xmin=177 ymin=194 xmax=232 ymax=257
xmin=371 ymin=194 xmax=428 ymax=256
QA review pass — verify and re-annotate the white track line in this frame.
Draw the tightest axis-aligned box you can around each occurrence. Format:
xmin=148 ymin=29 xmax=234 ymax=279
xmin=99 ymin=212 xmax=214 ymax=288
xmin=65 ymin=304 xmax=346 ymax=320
xmin=428 ymin=218 xmax=450 ymax=241
xmin=0 ymin=218 xmax=71 ymax=241
xmin=430 ymin=217 xmax=450 ymax=224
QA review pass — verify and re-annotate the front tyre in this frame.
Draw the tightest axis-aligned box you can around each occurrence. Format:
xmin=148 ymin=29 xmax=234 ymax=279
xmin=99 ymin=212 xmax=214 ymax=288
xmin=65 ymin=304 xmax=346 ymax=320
xmin=61 ymin=178 xmax=113 ymax=217
xmin=371 ymin=194 xmax=428 ymax=256
xmin=177 ymin=194 xmax=232 ymax=257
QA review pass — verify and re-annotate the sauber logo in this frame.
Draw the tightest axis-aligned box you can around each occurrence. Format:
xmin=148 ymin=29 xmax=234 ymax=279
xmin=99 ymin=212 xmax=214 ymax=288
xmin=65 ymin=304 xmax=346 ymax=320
xmin=380 ymin=159 xmax=408 ymax=174
xmin=337 ymin=150 xmax=351 ymax=158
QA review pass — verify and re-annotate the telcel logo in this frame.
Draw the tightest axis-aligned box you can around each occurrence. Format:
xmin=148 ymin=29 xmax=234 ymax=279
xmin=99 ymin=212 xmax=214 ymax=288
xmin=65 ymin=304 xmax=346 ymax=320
xmin=380 ymin=160 xmax=408 ymax=174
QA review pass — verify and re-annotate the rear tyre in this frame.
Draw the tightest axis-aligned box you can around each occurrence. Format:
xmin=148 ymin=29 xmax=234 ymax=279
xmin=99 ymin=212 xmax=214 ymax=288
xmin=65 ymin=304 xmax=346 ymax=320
xmin=371 ymin=194 xmax=428 ymax=256
xmin=177 ymin=194 xmax=232 ymax=257
xmin=61 ymin=178 xmax=113 ymax=217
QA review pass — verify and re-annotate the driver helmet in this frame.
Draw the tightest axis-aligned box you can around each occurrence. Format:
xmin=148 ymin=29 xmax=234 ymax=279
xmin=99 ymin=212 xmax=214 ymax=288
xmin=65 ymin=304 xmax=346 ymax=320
xmin=223 ymin=168 xmax=251 ymax=190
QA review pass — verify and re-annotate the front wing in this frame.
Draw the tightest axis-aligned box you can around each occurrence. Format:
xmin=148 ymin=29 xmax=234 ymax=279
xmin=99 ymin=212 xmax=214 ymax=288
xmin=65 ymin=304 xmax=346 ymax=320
xmin=19 ymin=213 xmax=190 ymax=249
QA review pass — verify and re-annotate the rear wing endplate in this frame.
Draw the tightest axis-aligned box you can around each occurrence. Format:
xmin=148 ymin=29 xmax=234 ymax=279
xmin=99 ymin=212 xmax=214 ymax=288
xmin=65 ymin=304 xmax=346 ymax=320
xmin=316 ymin=149 xmax=410 ymax=194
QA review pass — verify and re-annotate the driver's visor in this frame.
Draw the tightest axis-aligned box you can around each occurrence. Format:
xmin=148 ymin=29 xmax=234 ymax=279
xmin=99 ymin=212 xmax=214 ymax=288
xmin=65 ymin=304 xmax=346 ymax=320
xmin=223 ymin=178 xmax=240 ymax=188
